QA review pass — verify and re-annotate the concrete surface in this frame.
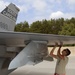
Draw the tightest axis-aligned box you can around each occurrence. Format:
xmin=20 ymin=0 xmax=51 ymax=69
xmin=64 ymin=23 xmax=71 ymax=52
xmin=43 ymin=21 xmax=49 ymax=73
xmin=9 ymin=56 xmax=75 ymax=75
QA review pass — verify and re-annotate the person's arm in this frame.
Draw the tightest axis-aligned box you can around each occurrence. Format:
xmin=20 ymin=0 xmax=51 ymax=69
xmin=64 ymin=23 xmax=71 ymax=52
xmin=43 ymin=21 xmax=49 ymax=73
xmin=50 ymin=43 xmax=58 ymax=59
xmin=57 ymin=42 xmax=64 ymax=59
xmin=57 ymin=45 xmax=62 ymax=56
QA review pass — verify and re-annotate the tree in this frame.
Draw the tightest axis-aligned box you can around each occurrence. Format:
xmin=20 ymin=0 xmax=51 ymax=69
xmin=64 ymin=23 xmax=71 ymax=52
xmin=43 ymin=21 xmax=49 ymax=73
xmin=59 ymin=23 xmax=75 ymax=36
xmin=14 ymin=17 xmax=75 ymax=36
xmin=22 ymin=21 xmax=29 ymax=32
xmin=14 ymin=23 xmax=22 ymax=32
xmin=14 ymin=21 xmax=29 ymax=32
xmin=70 ymin=18 xmax=75 ymax=25
xmin=30 ymin=21 xmax=42 ymax=33
xmin=47 ymin=18 xmax=64 ymax=34
xmin=40 ymin=19 xmax=50 ymax=34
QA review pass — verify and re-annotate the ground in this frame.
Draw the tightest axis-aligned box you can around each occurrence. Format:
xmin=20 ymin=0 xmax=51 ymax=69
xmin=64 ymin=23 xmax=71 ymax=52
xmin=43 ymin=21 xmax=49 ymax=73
xmin=9 ymin=56 xmax=75 ymax=75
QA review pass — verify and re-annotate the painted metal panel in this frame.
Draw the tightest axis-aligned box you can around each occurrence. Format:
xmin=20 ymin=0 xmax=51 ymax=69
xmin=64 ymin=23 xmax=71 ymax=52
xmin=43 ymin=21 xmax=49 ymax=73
xmin=0 ymin=32 xmax=75 ymax=46
xmin=9 ymin=41 xmax=48 ymax=69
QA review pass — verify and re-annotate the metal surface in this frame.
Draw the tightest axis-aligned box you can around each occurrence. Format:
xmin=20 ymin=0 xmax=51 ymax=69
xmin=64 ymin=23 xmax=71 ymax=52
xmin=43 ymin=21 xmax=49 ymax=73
xmin=9 ymin=41 xmax=48 ymax=69
xmin=0 ymin=32 xmax=75 ymax=46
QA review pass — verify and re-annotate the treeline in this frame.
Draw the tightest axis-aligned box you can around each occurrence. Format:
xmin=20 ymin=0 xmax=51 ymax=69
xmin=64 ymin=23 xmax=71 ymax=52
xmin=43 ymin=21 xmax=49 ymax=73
xmin=14 ymin=17 xmax=75 ymax=36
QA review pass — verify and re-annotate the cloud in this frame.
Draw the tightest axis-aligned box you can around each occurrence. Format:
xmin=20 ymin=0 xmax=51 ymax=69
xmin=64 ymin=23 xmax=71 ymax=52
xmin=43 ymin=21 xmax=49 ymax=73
xmin=49 ymin=11 xmax=75 ymax=19
xmin=0 ymin=0 xmax=9 ymax=11
xmin=49 ymin=11 xmax=64 ymax=19
xmin=10 ymin=0 xmax=62 ymax=15
xmin=17 ymin=0 xmax=32 ymax=3
xmin=15 ymin=0 xmax=47 ymax=13
xmin=67 ymin=0 xmax=75 ymax=5
xmin=66 ymin=0 xmax=75 ymax=10
xmin=32 ymin=0 xmax=47 ymax=11
xmin=64 ymin=13 xmax=75 ymax=19
xmin=18 ymin=5 xmax=29 ymax=13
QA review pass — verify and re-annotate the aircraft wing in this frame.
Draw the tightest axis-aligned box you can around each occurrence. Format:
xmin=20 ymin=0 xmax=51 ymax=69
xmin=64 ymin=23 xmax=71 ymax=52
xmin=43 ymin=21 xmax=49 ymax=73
xmin=0 ymin=31 xmax=75 ymax=70
xmin=0 ymin=31 xmax=75 ymax=46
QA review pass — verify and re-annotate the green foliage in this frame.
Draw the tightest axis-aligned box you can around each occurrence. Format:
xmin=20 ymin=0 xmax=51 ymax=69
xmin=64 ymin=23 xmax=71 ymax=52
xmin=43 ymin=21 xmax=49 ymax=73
xmin=59 ymin=23 xmax=75 ymax=36
xmin=14 ymin=21 xmax=29 ymax=32
xmin=14 ymin=17 xmax=75 ymax=36
xmin=48 ymin=18 xmax=64 ymax=34
xmin=30 ymin=21 xmax=42 ymax=33
xmin=40 ymin=19 xmax=50 ymax=34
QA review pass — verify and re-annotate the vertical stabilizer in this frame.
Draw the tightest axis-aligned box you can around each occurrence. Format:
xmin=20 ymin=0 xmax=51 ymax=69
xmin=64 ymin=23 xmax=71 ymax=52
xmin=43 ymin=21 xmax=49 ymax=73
xmin=1 ymin=3 xmax=19 ymax=22
xmin=0 ymin=3 xmax=20 ymax=31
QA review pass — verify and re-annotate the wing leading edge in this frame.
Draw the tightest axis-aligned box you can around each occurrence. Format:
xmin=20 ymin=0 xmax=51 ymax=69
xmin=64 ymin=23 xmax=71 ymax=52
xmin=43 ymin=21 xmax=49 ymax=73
xmin=0 ymin=31 xmax=75 ymax=46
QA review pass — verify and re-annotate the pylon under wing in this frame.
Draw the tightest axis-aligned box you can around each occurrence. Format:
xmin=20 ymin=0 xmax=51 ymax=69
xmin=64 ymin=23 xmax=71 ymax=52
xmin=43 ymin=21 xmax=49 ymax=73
xmin=9 ymin=41 xmax=48 ymax=69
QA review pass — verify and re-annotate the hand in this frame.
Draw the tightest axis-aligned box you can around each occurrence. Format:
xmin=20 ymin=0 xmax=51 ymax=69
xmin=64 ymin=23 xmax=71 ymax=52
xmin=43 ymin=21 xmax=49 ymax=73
xmin=59 ymin=42 xmax=63 ymax=47
xmin=55 ymin=42 xmax=58 ymax=46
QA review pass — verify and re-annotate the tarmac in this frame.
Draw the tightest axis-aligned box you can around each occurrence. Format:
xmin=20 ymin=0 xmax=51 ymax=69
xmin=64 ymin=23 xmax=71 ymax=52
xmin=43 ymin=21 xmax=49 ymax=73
xmin=9 ymin=56 xmax=75 ymax=75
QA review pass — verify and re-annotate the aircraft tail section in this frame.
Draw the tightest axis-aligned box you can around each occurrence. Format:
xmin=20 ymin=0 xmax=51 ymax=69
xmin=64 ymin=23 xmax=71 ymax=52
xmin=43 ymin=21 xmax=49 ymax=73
xmin=1 ymin=3 xmax=19 ymax=22
xmin=0 ymin=3 xmax=20 ymax=31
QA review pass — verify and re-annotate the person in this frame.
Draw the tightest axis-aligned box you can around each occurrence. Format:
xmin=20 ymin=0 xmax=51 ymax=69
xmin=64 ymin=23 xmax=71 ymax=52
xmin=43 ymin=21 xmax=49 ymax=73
xmin=50 ymin=42 xmax=71 ymax=75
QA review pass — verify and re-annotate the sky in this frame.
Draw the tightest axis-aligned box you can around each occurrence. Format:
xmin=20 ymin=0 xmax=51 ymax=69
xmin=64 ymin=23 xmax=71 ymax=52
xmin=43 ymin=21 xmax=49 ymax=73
xmin=0 ymin=0 xmax=75 ymax=24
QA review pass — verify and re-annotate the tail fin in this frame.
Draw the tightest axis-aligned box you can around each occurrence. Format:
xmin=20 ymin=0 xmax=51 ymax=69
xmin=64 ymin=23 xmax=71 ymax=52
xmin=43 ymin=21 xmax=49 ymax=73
xmin=1 ymin=3 xmax=19 ymax=22
xmin=0 ymin=3 xmax=20 ymax=31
